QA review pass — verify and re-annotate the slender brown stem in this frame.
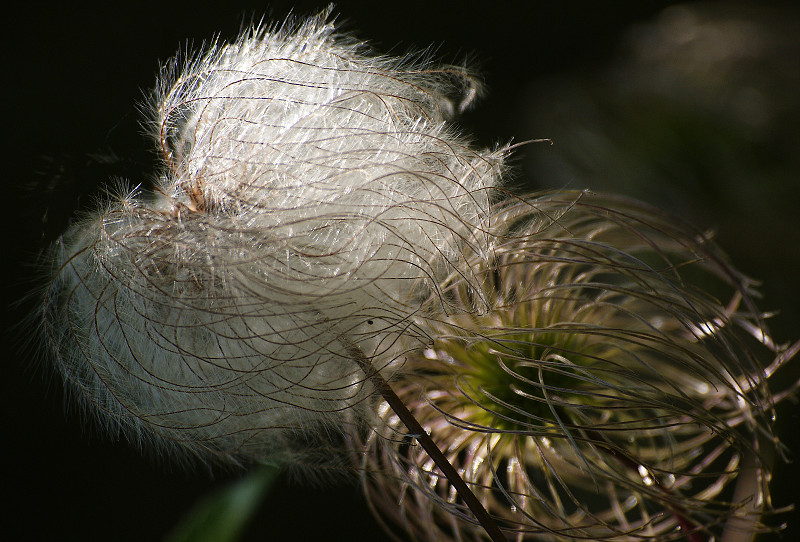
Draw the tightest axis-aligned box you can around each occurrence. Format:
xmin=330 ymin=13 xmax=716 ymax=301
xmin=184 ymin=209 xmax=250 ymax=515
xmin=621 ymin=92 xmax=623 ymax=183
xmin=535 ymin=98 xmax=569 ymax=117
xmin=343 ymin=342 xmax=508 ymax=542
xmin=585 ymin=430 xmax=706 ymax=542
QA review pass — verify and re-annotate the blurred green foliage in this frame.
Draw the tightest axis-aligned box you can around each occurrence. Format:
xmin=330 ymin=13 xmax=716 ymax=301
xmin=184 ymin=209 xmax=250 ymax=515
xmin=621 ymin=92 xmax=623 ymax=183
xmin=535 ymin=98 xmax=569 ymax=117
xmin=165 ymin=464 xmax=278 ymax=542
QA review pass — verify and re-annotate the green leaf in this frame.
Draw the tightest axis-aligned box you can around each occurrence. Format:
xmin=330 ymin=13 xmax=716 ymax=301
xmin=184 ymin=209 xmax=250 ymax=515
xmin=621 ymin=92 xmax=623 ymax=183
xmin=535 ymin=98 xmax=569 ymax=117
xmin=165 ymin=464 xmax=280 ymax=542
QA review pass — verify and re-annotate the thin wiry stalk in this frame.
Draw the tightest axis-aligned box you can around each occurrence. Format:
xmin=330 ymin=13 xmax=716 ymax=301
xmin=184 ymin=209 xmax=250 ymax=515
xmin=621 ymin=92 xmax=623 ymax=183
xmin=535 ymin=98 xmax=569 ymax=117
xmin=341 ymin=336 xmax=507 ymax=542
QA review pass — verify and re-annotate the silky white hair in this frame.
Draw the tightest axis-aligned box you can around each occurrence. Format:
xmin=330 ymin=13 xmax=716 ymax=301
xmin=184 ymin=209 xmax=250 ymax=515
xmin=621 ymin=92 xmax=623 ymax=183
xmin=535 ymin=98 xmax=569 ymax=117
xmin=43 ymin=9 xmax=506 ymax=464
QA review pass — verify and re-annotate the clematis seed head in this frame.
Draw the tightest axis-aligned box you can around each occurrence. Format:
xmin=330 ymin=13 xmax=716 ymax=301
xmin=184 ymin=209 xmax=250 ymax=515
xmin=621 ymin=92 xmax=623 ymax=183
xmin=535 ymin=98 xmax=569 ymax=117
xmin=41 ymin=9 xmax=504 ymax=465
xmin=357 ymin=192 xmax=797 ymax=541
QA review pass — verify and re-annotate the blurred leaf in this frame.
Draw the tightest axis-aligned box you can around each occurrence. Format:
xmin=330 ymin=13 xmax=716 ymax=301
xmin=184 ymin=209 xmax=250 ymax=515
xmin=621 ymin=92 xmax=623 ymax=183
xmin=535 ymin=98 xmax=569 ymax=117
xmin=165 ymin=464 xmax=279 ymax=542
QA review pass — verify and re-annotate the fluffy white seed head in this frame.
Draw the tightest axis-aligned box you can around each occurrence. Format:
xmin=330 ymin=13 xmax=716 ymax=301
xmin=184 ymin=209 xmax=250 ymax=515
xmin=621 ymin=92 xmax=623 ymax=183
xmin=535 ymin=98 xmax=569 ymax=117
xmin=43 ymin=11 xmax=505 ymax=464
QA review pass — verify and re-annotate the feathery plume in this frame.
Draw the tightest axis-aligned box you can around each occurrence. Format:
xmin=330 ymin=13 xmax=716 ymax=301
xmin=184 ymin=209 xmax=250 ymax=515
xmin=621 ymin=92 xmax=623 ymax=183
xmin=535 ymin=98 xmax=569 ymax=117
xmin=41 ymin=9 xmax=503 ymax=464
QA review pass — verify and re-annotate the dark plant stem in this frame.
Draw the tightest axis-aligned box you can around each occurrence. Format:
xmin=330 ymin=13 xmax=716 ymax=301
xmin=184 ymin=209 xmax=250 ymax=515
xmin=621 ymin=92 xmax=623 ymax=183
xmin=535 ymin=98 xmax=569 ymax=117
xmin=586 ymin=430 xmax=706 ymax=542
xmin=343 ymin=341 xmax=508 ymax=542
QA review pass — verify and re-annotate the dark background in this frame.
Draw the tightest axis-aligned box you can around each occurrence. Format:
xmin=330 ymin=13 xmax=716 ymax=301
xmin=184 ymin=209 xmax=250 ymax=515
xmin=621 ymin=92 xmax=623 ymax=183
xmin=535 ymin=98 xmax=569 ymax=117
xmin=5 ymin=1 xmax=799 ymax=540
